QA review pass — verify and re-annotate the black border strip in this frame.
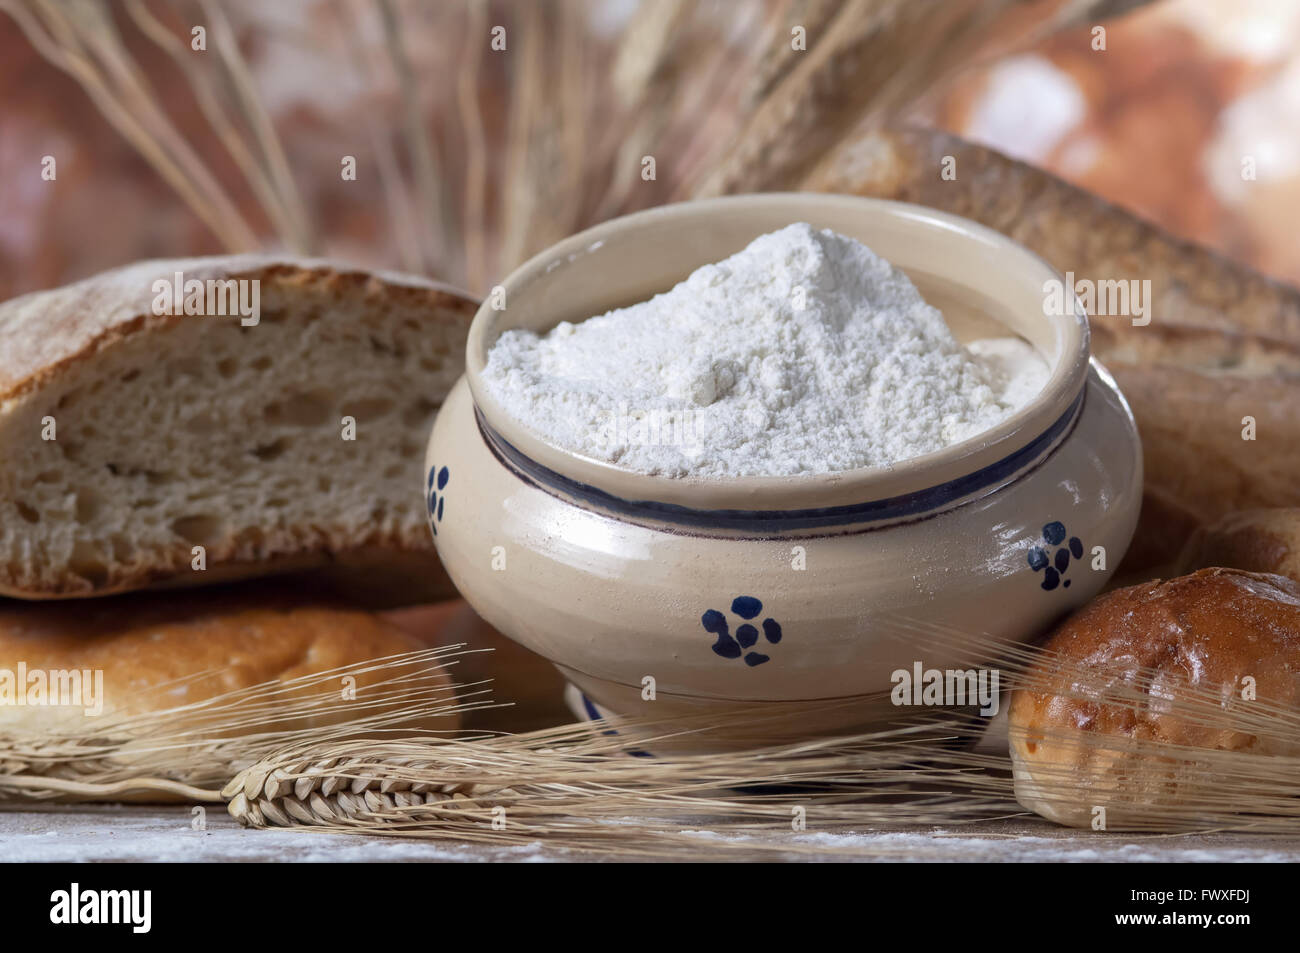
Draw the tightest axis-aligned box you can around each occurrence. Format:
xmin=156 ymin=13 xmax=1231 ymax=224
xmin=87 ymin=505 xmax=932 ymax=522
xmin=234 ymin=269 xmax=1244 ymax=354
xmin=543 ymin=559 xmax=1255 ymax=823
xmin=476 ymin=388 xmax=1085 ymax=532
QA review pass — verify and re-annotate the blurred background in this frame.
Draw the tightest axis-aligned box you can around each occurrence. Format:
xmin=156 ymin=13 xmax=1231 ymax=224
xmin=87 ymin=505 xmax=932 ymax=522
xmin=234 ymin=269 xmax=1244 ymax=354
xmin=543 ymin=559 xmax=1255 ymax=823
xmin=940 ymin=0 xmax=1300 ymax=287
xmin=1 ymin=0 xmax=1297 ymax=300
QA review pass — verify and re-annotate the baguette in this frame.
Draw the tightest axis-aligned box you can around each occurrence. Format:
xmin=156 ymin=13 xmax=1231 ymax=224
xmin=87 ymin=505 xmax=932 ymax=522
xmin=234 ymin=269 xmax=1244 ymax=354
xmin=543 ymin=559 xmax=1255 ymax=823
xmin=1108 ymin=364 xmax=1300 ymax=555
xmin=0 ymin=256 xmax=477 ymax=599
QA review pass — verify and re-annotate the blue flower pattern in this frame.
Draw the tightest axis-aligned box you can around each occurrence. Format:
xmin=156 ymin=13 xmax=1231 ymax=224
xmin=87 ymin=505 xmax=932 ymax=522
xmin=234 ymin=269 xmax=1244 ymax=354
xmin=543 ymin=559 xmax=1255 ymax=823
xmin=426 ymin=464 xmax=449 ymax=535
xmin=1027 ymin=520 xmax=1083 ymax=590
xmin=701 ymin=596 xmax=783 ymax=667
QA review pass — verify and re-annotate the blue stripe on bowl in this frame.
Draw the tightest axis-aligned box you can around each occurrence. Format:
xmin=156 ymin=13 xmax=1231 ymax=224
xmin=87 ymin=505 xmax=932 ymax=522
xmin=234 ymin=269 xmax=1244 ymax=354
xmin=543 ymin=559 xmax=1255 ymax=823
xmin=476 ymin=387 xmax=1085 ymax=533
xmin=579 ymin=694 xmax=653 ymax=758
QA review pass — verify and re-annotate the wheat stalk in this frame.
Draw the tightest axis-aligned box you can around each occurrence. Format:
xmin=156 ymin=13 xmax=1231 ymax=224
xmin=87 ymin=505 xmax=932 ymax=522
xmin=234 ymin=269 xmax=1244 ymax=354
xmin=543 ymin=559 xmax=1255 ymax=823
xmin=122 ymin=0 xmax=310 ymax=251
xmin=192 ymin=0 xmax=316 ymax=253
xmin=6 ymin=624 xmax=1298 ymax=850
xmin=686 ymin=0 xmax=1159 ymax=199
xmin=0 ymin=646 xmax=487 ymax=801
xmin=875 ymin=613 xmax=1300 ymax=831
xmin=884 ymin=614 xmax=1300 ymax=747
xmin=743 ymin=0 xmax=840 ymax=109
xmin=218 ymin=617 xmax=1300 ymax=847
xmin=1 ymin=0 xmax=258 ymax=249
xmin=222 ymin=718 xmax=1022 ymax=856
xmin=590 ymin=1 xmax=768 ymax=223
xmin=497 ymin=1 xmax=567 ymax=273
xmin=376 ymin=0 xmax=455 ymax=278
xmin=328 ymin=0 xmax=425 ymax=275
xmin=1004 ymin=725 xmax=1300 ymax=833
xmin=455 ymin=0 xmax=490 ymax=293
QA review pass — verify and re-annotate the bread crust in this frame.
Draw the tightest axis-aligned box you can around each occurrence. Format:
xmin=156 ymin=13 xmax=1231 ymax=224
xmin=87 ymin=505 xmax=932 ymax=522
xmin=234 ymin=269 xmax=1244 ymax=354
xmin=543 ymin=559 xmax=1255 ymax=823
xmin=1110 ymin=363 xmax=1300 ymax=522
xmin=0 ymin=255 xmax=475 ymax=402
xmin=1008 ymin=568 xmax=1300 ymax=826
xmin=0 ymin=583 xmax=455 ymax=736
xmin=1179 ymin=509 xmax=1300 ymax=584
xmin=811 ymin=127 xmax=1300 ymax=349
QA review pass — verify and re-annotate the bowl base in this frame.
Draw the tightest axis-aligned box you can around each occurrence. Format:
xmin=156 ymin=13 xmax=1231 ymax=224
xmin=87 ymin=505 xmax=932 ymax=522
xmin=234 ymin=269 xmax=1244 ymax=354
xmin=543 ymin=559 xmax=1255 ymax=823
xmin=561 ymin=677 xmax=990 ymax=755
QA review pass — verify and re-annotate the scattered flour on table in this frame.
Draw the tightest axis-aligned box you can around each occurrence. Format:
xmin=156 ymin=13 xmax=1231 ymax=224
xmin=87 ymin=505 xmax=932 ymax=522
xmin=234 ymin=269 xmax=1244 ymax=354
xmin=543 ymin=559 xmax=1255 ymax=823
xmin=483 ymin=223 xmax=1049 ymax=478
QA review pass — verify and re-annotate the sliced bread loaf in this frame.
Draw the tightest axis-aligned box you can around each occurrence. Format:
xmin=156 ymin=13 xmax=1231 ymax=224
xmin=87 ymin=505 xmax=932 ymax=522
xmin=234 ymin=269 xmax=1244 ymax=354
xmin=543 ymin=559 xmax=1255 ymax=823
xmin=0 ymin=256 xmax=477 ymax=598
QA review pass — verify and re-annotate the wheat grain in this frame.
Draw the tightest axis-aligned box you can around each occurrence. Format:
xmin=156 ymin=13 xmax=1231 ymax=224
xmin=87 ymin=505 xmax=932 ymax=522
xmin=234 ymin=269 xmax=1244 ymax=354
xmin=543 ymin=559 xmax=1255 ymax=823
xmin=221 ymin=721 xmax=1021 ymax=855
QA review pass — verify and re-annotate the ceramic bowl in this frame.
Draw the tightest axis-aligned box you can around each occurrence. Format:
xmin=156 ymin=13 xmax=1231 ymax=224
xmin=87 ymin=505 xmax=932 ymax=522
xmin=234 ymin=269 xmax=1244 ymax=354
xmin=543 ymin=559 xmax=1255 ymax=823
xmin=424 ymin=194 xmax=1142 ymax=748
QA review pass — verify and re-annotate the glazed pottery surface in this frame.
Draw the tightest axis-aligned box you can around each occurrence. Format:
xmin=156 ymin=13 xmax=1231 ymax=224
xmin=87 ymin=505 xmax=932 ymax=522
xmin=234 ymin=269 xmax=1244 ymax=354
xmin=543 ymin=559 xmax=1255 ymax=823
xmin=425 ymin=194 xmax=1142 ymax=744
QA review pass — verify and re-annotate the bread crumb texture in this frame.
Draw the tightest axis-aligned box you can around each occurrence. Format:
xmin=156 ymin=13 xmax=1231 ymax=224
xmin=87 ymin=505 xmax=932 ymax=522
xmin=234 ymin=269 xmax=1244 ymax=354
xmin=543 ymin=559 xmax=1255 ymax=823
xmin=0 ymin=257 xmax=476 ymax=597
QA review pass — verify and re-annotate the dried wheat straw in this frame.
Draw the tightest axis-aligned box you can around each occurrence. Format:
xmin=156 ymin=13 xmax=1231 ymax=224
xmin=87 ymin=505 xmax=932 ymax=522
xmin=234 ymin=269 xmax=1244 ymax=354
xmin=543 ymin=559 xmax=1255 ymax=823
xmin=878 ymin=614 xmax=1300 ymax=832
xmin=376 ymin=0 xmax=452 ymax=277
xmin=688 ymin=0 xmax=1158 ymax=198
xmin=456 ymin=0 xmax=490 ymax=294
xmin=0 ymin=646 xmax=485 ymax=801
xmin=1 ymin=0 xmax=257 ymax=249
xmin=222 ymin=716 xmax=1022 ymax=856
xmin=328 ymin=0 xmax=425 ymax=275
xmin=198 ymin=0 xmax=315 ymax=253
xmin=123 ymin=0 xmax=306 ymax=249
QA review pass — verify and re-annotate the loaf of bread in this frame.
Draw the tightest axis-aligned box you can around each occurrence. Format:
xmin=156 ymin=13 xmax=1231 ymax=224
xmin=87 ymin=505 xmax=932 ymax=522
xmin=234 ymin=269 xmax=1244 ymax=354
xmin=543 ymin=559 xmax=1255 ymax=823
xmin=1007 ymin=568 xmax=1300 ymax=827
xmin=1106 ymin=364 xmax=1300 ymax=575
xmin=1179 ymin=508 xmax=1300 ymax=584
xmin=809 ymin=126 xmax=1300 ymax=574
xmin=0 ymin=582 xmax=458 ymax=739
xmin=0 ymin=256 xmax=477 ymax=599
xmin=809 ymin=127 xmax=1300 ymax=348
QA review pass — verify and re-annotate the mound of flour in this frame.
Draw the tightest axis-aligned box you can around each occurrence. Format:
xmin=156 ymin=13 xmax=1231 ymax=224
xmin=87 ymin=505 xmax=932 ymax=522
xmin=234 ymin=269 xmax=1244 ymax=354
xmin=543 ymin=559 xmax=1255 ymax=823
xmin=482 ymin=223 xmax=1048 ymax=478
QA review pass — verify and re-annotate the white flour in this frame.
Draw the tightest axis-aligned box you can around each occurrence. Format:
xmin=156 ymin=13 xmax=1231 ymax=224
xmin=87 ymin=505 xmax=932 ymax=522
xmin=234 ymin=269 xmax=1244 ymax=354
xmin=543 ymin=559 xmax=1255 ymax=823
xmin=483 ymin=223 xmax=1049 ymax=478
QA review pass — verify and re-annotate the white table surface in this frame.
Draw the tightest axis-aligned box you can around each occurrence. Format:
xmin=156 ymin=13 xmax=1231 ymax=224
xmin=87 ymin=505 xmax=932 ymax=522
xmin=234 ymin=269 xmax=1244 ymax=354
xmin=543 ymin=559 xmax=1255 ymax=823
xmin=4 ymin=805 xmax=1298 ymax=862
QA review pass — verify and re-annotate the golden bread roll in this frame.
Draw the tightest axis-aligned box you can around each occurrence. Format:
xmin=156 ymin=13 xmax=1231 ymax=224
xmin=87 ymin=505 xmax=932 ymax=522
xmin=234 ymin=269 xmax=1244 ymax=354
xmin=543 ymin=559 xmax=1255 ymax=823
xmin=1008 ymin=568 xmax=1300 ymax=827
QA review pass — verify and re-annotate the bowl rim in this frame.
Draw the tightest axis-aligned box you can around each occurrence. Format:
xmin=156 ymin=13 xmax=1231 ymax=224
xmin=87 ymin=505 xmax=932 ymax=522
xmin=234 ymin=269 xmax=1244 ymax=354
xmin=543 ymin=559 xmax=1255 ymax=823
xmin=464 ymin=193 xmax=1089 ymax=512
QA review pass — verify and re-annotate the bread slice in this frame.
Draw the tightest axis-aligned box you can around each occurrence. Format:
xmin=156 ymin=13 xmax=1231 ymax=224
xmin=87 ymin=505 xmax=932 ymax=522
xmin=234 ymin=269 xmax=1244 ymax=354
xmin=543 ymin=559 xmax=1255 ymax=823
xmin=0 ymin=256 xmax=477 ymax=598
